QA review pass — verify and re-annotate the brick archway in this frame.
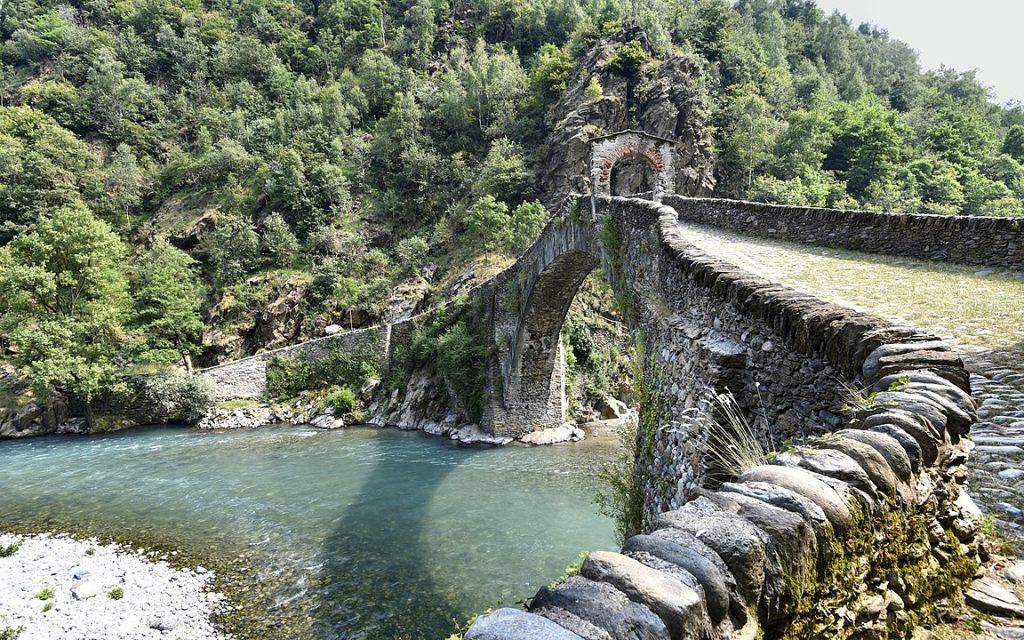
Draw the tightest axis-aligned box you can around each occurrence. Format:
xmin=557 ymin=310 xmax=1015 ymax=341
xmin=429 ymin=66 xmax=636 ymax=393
xmin=590 ymin=130 xmax=675 ymax=201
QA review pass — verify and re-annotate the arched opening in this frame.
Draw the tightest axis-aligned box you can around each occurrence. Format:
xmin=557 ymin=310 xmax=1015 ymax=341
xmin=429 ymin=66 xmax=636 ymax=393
xmin=610 ymin=154 xmax=658 ymax=197
xmin=507 ymin=251 xmax=600 ymax=427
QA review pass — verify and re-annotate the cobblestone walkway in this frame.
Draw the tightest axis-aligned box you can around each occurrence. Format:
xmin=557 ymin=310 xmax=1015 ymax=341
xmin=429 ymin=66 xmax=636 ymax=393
xmin=673 ymin=220 xmax=1024 ymax=553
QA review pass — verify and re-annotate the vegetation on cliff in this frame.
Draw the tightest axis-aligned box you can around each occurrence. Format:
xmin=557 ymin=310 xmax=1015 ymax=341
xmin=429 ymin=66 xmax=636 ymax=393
xmin=1 ymin=0 xmax=1022 ymax=415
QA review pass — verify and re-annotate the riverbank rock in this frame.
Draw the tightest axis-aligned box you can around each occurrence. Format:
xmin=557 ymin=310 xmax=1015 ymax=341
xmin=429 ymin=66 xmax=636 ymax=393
xmin=197 ymin=405 xmax=277 ymax=430
xmin=0 ymin=392 xmax=70 ymax=439
xmin=520 ymin=424 xmax=585 ymax=445
xmin=966 ymin=578 xmax=1024 ymax=618
xmin=450 ymin=424 xmax=513 ymax=446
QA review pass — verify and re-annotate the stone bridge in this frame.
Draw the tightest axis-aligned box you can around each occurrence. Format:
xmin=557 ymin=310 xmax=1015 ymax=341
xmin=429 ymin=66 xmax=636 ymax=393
xmin=198 ymin=131 xmax=1024 ymax=639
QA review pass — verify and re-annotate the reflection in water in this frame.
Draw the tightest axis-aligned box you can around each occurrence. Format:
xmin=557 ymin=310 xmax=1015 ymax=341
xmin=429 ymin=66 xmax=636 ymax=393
xmin=0 ymin=425 xmax=618 ymax=638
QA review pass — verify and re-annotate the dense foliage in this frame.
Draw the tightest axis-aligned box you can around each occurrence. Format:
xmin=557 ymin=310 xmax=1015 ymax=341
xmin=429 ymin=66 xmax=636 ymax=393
xmin=2 ymin=0 xmax=1021 ymax=411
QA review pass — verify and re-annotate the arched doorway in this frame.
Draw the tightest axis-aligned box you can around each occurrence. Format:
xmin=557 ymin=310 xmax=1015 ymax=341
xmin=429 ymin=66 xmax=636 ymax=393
xmin=610 ymin=153 xmax=658 ymax=197
xmin=589 ymin=130 xmax=676 ymax=201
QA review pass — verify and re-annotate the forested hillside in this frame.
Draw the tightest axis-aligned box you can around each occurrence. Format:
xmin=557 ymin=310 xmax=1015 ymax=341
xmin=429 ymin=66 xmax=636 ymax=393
xmin=2 ymin=0 xmax=1023 ymax=421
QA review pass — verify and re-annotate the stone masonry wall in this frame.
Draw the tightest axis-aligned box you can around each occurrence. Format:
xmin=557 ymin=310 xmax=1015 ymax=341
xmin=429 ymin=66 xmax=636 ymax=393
xmin=464 ymin=196 xmax=980 ymax=640
xmin=199 ymin=326 xmax=390 ymax=400
xmin=664 ymin=194 xmax=1024 ymax=269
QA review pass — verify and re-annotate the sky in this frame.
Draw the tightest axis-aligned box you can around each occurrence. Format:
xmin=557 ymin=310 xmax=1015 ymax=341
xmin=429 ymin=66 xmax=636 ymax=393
xmin=810 ymin=0 xmax=1024 ymax=105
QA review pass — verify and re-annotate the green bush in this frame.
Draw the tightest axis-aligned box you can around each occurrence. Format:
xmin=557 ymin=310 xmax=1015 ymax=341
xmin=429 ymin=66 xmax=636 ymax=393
xmin=266 ymin=347 xmax=379 ymax=402
xmin=109 ymin=587 xmax=124 ymax=600
xmin=606 ymin=40 xmax=649 ymax=77
xmin=393 ymin=296 xmax=487 ymax=422
xmin=0 ymin=540 xmax=23 ymax=557
xmin=325 ymin=386 xmax=357 ymax=413
xmin=137 ymin=370 xmax=216 ymax=423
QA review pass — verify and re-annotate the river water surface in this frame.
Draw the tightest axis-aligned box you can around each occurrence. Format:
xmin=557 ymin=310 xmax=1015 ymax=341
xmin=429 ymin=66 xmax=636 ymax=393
xmin=0 ymin=425 xmax=618 ymax=639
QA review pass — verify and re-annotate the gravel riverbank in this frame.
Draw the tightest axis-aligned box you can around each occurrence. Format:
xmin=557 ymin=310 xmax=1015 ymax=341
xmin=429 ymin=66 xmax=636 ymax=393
xmin=0 ymin=533 xmax=228 ymax=640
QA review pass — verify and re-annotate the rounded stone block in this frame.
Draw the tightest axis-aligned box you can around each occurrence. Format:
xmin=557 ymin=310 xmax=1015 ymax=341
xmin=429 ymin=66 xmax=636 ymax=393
xmin=531 ymin=576 xmax=669 ymax=640
xmin=866 ymin=424 xmax=923 ymax=472
xmin=655 ymin=502 xmax=767 ymax=607
xmin=837 ymin=429 xmax=913 ymax=482
xmin=623 ymin=534 xmax=730 ymax=623
xmin=737 ymin=465 xmax=851 ymax=533
xmin=863 ymin=411 xmax=940 ymax=466
xmin=815 ymin=436 xmax=900 ymax=498
xmin=772 ymin=449 xmax=879 ymax=500
xmin=580 ymin=551 xmax=708 ymax=640
xmin=465 ymin=607 xmax=584 ymax=640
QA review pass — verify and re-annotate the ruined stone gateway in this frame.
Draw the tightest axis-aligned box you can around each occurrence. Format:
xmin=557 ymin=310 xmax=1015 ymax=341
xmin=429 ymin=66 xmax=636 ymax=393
xmin=200 ymin=130 xmax=1020 ymax=639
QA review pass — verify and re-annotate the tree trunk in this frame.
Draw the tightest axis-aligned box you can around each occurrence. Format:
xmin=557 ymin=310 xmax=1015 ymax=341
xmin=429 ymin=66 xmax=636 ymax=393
xmin=183 ymin=353 xmax=194 ymax=373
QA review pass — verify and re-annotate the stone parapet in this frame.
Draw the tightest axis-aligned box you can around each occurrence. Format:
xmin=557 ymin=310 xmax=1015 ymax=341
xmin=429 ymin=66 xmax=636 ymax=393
xmin=664 ymin=194 xmax=1024 ymax=269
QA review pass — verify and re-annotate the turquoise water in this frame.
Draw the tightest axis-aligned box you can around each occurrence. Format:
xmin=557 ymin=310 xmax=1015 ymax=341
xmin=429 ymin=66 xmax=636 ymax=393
xmin=0 ymin=425 xmax=618 ymax=638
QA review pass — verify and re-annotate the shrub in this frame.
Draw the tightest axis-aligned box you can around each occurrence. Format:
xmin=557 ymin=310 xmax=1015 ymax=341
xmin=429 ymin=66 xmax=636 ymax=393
xmin=109 ymin=587 xmax=124 ymax=600
xmin=138 ymin=370 xmax=216 ymax=423
xmin=0 ymin=540 xmax=23 ymax=557
xmin=261 ymin=212 xmax=300 ymax=267
xmin=266 ymin=347 xmax=380 ymax=402
xmin=395 ymin=236 xmax=430 ymax=274
xmin=606 ymin=40 xmax=649 ymax=77
xmin=34 ymin=588 xmax=54 ymax=601
xmin=0 ymin=626 xmax=24 ymax=640
xmin=325 ymin=386 xmax=356 ymax=413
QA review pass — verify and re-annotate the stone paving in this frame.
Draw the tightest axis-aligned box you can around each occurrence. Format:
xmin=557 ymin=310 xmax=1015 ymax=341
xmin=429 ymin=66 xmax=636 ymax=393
xmin=672 ymin=220 xmax=1024 ymax=553
xmin=968 ymin=350 xmax=1024 ymax=551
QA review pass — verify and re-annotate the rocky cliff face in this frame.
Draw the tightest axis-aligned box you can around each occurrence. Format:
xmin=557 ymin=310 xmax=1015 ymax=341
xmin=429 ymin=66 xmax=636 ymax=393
xmin=540 ymin=26 xmax=716 ymax=208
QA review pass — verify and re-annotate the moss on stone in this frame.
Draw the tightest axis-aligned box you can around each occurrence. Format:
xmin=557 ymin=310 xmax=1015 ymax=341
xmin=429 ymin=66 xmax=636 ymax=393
xmin=771 ymin=494 xmax=977 ymax=640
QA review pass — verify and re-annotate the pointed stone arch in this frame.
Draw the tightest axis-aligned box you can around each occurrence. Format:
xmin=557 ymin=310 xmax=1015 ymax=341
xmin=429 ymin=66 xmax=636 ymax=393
xmin=590 ymin=130 xmax=675 ymax=201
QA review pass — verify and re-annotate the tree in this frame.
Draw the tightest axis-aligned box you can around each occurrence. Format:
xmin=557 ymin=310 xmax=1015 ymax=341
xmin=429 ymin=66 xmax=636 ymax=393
xmin=133 ymin=239 xmax=204 ymax=370
xmin=104 ymin=143 xmax=148 ymax=233
xmin=508 ymin=200 xmax=547 ymax=253
xmin=476 ymin=138 xmax=533 ymax=205
xmin=202 ymin=213 xmax=260 ymax=288
xmin=396 ymin=236 xmax=429 ymax=275
xmin=0 ymin=106 xmax=105 ymax=243
xmin=1003 ymin=124 xmax=1024 ymax=163
xmin=261 ymin=213 xmax=299 ymax=268
xmin=0 ymin=205 xmax=130 ymax=425
xmin=465 ymin=195 xmax=512 ymax=253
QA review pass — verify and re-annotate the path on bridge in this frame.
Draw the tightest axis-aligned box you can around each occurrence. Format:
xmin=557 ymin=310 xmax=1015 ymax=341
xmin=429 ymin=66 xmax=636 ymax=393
xmin=674 ymin=218 xmax=1024 ymax=550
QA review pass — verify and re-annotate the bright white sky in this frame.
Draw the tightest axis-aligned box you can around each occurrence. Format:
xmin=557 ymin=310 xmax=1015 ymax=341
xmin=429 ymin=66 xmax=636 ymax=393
xmin=810 ymin=0 xmax=1024 ymax=105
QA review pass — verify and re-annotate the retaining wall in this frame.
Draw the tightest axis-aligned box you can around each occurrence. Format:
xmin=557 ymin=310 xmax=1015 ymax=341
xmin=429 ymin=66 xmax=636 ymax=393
xmin=199 ymin=326 xmax=390 ymax=400
xmin=664 ymin=194 xmax=1024 ymax=269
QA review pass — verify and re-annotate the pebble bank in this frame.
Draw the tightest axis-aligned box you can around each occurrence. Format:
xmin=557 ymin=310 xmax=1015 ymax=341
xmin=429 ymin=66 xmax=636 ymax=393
xmin=0 ymin=533 xmax=227 ymax=640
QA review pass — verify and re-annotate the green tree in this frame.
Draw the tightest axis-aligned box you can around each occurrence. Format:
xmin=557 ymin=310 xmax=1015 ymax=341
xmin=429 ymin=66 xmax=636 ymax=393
xmin=0 ymin=106 xmax=105 ymax=242
xmin=261 ymin=213 xmax=299 ymax=268
xmin=202 ymin=213 xmax=260 ymax=288
xmin=465 ymin=195 xmax=512 ymax=253
xmin=133 ymin=239 xmax=204 ymax=369
xmin=0 ymin=205 xmax=130 ymax=425
xmin=1003 ymin=124 xmax=1024 ymax=163
xmin=395 ymin=236 xmax=430 ymax=275
xmin=104 ymin=144 xmax=148 ymax=233
xmin=476 ymin=138 xmax=533 ymax=205
xmin=508 ymin=200 xmax=547 ymax=253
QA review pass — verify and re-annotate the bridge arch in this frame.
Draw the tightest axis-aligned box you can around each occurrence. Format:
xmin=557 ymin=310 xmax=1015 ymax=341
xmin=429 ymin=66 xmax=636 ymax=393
xmin=590 ymin=130 xmax=675 ymax=201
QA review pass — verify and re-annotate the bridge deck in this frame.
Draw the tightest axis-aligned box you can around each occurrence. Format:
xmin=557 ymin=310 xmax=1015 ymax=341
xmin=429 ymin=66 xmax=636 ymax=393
xmin=674 ymin=218 xmax=1024 ymax=550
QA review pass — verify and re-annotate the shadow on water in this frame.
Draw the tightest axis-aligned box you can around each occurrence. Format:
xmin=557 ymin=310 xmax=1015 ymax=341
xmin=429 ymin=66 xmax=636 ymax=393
xmin=311 ymin=431 xmax=475 ymax=640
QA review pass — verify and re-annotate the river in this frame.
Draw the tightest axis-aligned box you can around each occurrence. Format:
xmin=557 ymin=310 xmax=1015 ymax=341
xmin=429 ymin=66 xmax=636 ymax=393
xmin=0 ymin=425 xmax=619 ymax=639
